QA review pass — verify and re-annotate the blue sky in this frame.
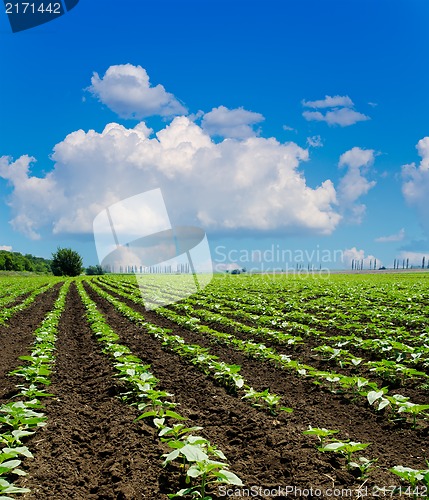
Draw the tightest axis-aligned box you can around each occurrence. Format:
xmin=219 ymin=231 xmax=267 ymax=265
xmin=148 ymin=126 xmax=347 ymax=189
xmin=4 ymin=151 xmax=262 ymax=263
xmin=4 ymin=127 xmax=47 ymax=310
xmin=1 ymin=0 xmax=429 ymax=270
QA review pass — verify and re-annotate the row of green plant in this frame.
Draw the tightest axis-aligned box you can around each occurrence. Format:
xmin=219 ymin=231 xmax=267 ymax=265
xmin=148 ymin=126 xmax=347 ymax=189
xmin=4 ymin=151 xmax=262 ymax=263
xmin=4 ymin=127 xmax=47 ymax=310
xmin=183 ymin=286 xmax=429 ymax=364
xmin=90 ymin=279 xmax=429 ymax=428
xmin=0 ymin=281 xmax=58 ymax=326
xmin=76 ymin=281 xmax=243 ymax=499
xmin=174 ymin=300 xmax=429 ymax=385
xmin=171 ymin=275 xmax=429 ymax=349
xmin=0 ymin=281 xmax=70 ymax=499
xmin=100 ymin=275 xmax=429 ymax=375
xmin=0 ymin=277 xmax=51 ymax=306
xmin=303 ymin=426 xmax=429 ymax=499
xmin=218 ymin=274 xmax=429 ymax=333
xmin=158 ymin=308 xmax=429 ymax=427
xmin=175 ymin=288 xmax=429 ymax=375
xmin=99 ymin=277 xmax=305 ymax=347
xmin=87 ymin=281 xmax=291 ymax=416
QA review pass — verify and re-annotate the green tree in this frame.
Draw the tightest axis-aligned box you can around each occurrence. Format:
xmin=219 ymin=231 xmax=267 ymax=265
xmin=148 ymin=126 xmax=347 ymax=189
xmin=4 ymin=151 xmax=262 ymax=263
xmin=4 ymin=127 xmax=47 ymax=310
xmin=86 ymin=265 xmax=104 ymax=275
xmin=51 ymin=247 xmax=83 ymax=276
xmin=4 ymin=253 xmax=14 ymax=271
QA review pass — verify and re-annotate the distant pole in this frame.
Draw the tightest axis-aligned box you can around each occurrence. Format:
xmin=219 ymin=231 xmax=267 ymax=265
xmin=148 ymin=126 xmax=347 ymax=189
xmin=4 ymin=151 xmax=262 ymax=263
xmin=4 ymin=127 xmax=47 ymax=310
xmin=406 ymin=258 xmax=409 ymax=269
xmin=374 ymin=258 xmax=377 ymax=269
xmin=423 ymin=256 xmax=425 ymax=269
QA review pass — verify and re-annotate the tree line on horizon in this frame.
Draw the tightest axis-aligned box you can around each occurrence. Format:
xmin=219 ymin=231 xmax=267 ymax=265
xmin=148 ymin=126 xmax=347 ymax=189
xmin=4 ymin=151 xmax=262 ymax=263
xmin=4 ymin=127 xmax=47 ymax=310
xmin=0 ymin=248 xmax=103 ymax=276
xmin=0 ymin=250 xmax=52 ymax=273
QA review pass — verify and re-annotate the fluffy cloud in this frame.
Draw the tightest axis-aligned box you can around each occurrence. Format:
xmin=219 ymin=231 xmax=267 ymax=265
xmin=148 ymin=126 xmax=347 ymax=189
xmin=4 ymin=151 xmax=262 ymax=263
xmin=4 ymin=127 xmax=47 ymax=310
xmin=0 ymin=245 xmax=12 ymax=251
xmin=302 ymin=108 xmax=369 ymax=127
xmin=302 ymin=95 xmax=354 ymax=109
xmin=0 ymin=118 xmax=342 ymax=240
xmin=201 ymin=106 xmax=264 ymax=139
xmin=375 ymin=228 xmax=405 ymax=243
xmin=302 ymin=95 xmax=369 ymax=127
xmin=88 ymin=64 xmax=187 ymax=119
xmin=306 ymin=135 xmax=323 ymax=148
xmin=397 ymin=251 xmax=429 ymax=267
xmin=0 ymin=155 xmax=62 ymax=239
xmin=337 ymin=147 xmax=376 ymax=222
xmin=402 ymin=137 xmax=429 ymax=236
xmin=342 ymin=247 xmax=381 ymax=268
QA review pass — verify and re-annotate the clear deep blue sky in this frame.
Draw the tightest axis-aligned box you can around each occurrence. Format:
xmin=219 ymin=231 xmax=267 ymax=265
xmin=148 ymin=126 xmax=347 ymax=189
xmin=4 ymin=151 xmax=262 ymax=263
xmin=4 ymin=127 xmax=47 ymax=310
xmin=1 ymin=0 xmax=429 ymax=270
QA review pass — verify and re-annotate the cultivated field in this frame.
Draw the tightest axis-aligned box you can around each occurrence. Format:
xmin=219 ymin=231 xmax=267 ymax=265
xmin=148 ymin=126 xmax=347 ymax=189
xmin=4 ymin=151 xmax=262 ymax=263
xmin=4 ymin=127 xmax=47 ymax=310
xmin=0 ymin=273 xmax=428 ymax=499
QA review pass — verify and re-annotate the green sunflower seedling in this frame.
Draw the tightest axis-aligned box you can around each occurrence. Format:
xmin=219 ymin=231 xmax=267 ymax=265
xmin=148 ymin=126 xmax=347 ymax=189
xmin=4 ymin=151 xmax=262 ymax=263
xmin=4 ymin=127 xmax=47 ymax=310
xmin=168 ymin=459 xmax=243 ymax=500
xmin=0 ymin=477 xmax=31 ymax=497
xmin=242 ymin=388 xmax=292 ymax=416
xmin=0 ymin=429 xmax=34 ymax=447
xmin=302 ymin=426 xmax=340 ymax=448
xmin=0 ymin=454 xmax=27 ymax=478
xmin=325 ymin=376 xmax=340 ymax=393
xmin=136 ymin=389 xmax=178 ymax=414
xmin=159 ymin=423 xmax=204 ymax=442
xmin=367 ymin=390 xmax=390 ymax=412
xmin=0 ymin=401 xmax=46 ymax=431
xmin=134 ymin=407 xmax=186 ymax=424
xmin=16 ymin=384 xmax=55 ymax=399
xmin=390 ymin=466 xmax=429 ymax=500
xmin=349 ymin=457 xmax=378 ymax=480
xmin=398 ymin=403 xmax=429 ymax=429
xmin=163 ymin=438 xmax=243 ymax=500
xmin=339 ymin=376 xmax=369 ymax=400
xmin=319 ymin=441 xmax=371 ymax=471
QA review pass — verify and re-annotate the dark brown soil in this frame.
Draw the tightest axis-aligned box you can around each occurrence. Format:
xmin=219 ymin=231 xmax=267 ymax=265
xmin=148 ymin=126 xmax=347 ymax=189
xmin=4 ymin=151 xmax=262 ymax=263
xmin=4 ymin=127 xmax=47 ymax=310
xmin=18 ymin=284 xmax=166 ymax=500
xmin=1 ymin=281 xmax=426 ymax=500
xmin=183 ymin=297 xmax=429 ymax=389
xmin=82 ymin=282 xmax=429 ymax=499
xmin=0 ymin=284 xmax=62 ymax=405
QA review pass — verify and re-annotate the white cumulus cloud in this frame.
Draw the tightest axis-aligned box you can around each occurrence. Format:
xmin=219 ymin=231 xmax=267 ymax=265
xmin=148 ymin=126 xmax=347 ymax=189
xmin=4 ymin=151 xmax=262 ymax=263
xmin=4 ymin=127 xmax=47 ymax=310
xmin=0 ymin=245 xmax=12 ymax=251
xmin=201 ymin=106 xmax=264 ymax=139
xmin=302 ymin=95 xmax=369 ymax=127
xmin=302 ymin=95 xmax=354 ymax=109
xmin=342 ymin=247 xmax=381 ymax=268
xmin=397 ymin=251 xmax=429 ymax=267
xmin=303 ymin=108 xmax=369 ymax=127
xmin=375 ymin=228 xmax=405 ymax=243
xmin=402 ymin=137 xmax=429 ymax=237
xmin=0 ymin=118 xmax=342 ymax=240
xmin=337 ymin=147 xmax=376 ymax=223
xmin=88 ymin=64 xmax=187 ymax=119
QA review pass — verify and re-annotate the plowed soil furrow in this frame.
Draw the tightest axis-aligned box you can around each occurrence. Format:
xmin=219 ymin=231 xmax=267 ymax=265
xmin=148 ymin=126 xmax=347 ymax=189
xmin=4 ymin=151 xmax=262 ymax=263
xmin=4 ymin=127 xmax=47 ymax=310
xmin=19 ymin=284 xmax=166 ymax=500
xmin=0 ymin=284 xmax=62 ymax=404
xmin=168 ymin=310 xmax=429 ymax=404
xmin=95 ymin=281 xmax=429 ymax=404
xmin=83 ymin=283 xmax=427 ymax=497
xmin=206 ymin=304 xmax=429 ymax=371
